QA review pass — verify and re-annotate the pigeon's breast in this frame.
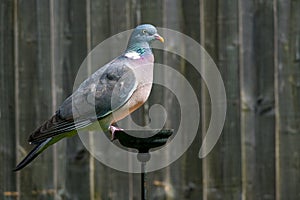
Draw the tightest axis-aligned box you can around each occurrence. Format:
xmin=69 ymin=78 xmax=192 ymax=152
xmin=110 ymin=54 xmax=154 ymax=123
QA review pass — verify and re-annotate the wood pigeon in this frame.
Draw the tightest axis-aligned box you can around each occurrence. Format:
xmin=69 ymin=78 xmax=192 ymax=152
xmin=14 ymin=24 xmax=164 ymax=171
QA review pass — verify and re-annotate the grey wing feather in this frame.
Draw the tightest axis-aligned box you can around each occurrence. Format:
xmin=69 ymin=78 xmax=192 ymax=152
xmin=65 ymin=59 xmax=137 ymax=120
xmin=29 ymin=58 xmax=137 ymax=143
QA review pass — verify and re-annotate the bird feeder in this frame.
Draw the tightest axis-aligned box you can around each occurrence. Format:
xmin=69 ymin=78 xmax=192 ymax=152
xmin=114 ymin=129 xmax=174 ymax=200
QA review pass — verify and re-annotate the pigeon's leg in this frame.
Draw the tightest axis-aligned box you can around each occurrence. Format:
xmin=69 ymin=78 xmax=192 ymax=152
xmin=109 ymin=125 xmax=123 ymax=141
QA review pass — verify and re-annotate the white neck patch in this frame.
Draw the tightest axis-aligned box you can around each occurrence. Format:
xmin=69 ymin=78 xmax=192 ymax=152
xmin=124 ymin=51 xmax=141 ymax=59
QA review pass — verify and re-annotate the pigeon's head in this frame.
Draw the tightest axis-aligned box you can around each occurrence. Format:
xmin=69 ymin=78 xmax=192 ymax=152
xmin=128 ymin=24 xmax=164 ymax=48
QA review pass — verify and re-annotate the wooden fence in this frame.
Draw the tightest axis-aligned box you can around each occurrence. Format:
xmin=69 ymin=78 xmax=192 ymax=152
xmin=1 ymin=0 xmax=300 ymax=199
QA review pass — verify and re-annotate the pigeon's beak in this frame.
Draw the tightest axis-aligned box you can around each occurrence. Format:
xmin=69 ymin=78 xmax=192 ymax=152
xmin=154 ymin=34 xmax=164 ymax=43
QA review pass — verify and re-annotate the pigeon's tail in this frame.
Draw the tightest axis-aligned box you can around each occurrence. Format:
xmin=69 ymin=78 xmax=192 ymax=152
xmin=13 ymin=138 xmax=52 ymax=171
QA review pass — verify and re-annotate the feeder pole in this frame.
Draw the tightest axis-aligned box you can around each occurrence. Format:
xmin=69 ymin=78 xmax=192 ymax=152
xmin=114 ymin=129 xmax=173 ymax=200
xmin=141 ymin=161 xmax=146 ymax=200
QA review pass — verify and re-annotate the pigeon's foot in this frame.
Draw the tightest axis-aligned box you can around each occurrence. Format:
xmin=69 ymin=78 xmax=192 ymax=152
xmin=109 ymin=125 xmax=123 ymax=141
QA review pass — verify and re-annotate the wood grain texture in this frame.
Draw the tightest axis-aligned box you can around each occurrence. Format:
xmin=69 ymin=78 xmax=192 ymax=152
xmin=239 ymin=0 xmax=256 ymax=199
xmin=218 ymin=0 xmax=241 ymax=199
xmin=16 ymin=0 xmax=54 ymax=199
xmin=60 ymin=1 xmax=91 ymax=200
xmin=182 ymin=1 xmax=203 ymax=199
xmin=275 ymin=0 xmax=300 ymax=199
xmin=0 ymin=1 xmax=17 ymax=199
xmin=89 ymin=1 xmax=111 ymax=199
xmin=253 ymin=1 xmax=276 ymax=199
xmin=202 ymin=0 xmax=241 ymax=199
xmin=1 ymin=1 xmax=300 ymax=199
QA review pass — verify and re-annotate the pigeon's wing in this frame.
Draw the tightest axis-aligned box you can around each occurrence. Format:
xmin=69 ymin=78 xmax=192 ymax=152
xmin=29 ymin=57 xmax=137 ymax=143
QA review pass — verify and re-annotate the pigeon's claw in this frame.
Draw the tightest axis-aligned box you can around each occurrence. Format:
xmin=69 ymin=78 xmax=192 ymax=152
xmin=109 ymin=125 xmax=123 ymax=141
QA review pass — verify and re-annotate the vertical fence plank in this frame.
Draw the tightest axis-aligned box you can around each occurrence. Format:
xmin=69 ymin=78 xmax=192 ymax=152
xmin=203 ymin=1 xmax=241 ymax=199
xmin=162 ymin=0 xmax=185 ymax=199
xmin=181 ymin=1 xmax=203 ymax=199
xmin=0 ymin=1 xmax=17 ymax=199
xmin=56 ymin=1 xmax=91 ymax=199
xmin=253 ymin=1 xmax=276 ymax=199
xmin=202 ymin=0 xmax=241 ymax=199
xmin=218 ymin=0 xmax=241 ymax=199
xmin=239 ymin=0 xmax=257 ymax=199
xmin=33 ymin=0 xmax=55 ymax=198
xmin=275 ymin=0 xmax=300 ymax=199
xmin=15 ymin=2 xmax=38 ymax=198
xmin=49 ymin=1 xmax=65 ymax=198
xmin=49 ymin=1 xmax=71 ymax=199
xmin=16 ymin=0 xmax=55 ymax=199
xmin=88 ymin=0 xmax=111 ymax=199
xmin=201 ymin=0 xmax=219 ymax=199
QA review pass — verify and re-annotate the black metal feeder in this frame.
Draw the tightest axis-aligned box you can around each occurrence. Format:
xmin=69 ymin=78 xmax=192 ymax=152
xmin=114 ymin=129 xmax=174 ymax=200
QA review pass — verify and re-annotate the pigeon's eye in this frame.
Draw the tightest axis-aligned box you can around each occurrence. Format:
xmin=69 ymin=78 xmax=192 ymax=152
xmin=142 ymin=30 xmax=147 ymax=34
